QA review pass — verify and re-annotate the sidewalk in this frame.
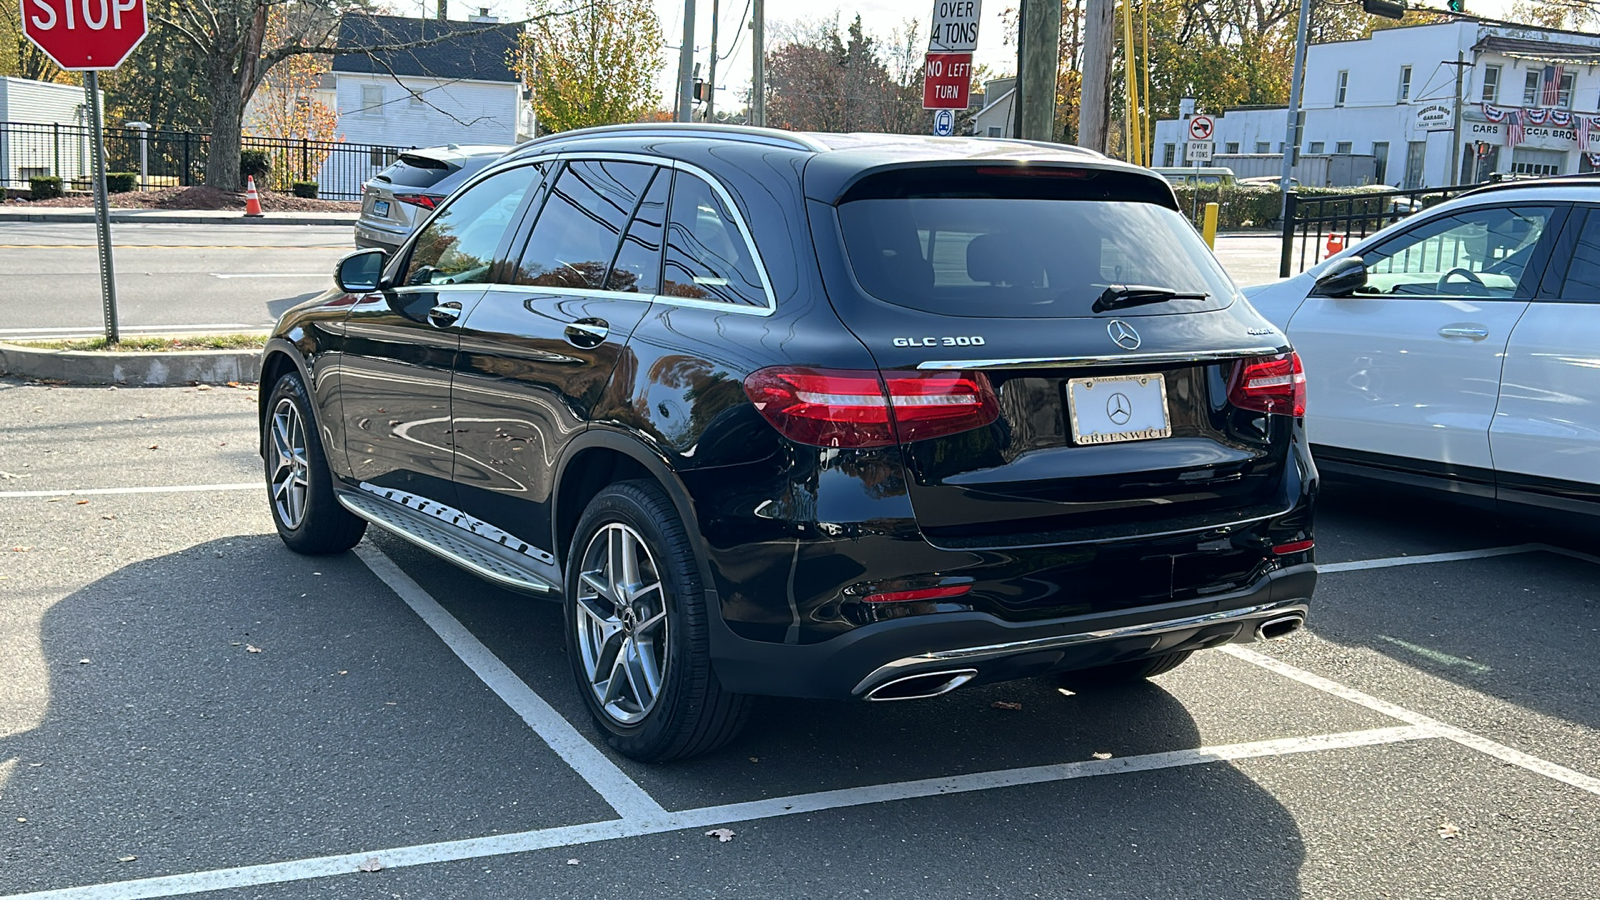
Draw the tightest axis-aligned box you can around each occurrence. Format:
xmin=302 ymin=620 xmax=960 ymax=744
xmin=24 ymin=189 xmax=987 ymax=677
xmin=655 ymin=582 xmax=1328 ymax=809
xmin=0 ymin=206 xmax=357 ymax=227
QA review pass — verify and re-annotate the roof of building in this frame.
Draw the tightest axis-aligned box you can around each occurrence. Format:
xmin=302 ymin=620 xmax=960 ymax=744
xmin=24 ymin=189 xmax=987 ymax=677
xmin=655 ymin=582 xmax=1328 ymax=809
xmin=331 ymin=14 xmax=521 ymax=84
xmin=1474 ymin=35 xmax=1600 ymax=63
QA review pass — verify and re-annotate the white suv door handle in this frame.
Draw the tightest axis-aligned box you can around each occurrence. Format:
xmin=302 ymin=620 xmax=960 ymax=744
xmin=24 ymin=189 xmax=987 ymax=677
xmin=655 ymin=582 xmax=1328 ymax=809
xmin=1439 ymin=325 xmax=1489 ymax=340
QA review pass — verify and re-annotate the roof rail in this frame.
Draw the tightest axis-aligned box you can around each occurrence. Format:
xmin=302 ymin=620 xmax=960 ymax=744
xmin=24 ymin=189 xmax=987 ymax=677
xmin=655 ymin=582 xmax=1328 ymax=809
xmin=512 ymin=123 xmax=828 ymax=154
xmin=1460 ymin=173 xmax=1600 ymax=199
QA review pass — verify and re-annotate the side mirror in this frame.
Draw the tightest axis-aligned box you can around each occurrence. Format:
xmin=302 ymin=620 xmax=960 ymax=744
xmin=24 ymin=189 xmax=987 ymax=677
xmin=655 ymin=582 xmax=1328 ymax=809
xmin=1312 ymin=256 xmax=1368 ymax=298
xmin=335 ymin=249 xmax=387 ymax=293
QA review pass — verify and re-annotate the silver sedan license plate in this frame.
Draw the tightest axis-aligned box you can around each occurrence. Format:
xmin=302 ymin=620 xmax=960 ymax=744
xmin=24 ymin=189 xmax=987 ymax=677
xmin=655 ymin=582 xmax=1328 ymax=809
xmin=1066 ymin=373 xmax=1172 ymax=445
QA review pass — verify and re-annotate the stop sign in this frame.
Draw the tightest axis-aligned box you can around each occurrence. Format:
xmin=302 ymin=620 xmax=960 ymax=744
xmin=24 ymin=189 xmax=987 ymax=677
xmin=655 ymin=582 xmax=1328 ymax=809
xmin=22 ymin=0 xmax=147 ymax=71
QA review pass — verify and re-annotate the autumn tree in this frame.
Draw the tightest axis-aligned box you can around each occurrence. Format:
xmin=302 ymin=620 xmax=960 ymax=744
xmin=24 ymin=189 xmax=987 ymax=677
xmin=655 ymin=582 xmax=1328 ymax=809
xmin=511 ymin=0 xmax=663 ymax=134
xmin=765 ymin=16 xmax=925 ymax=134
xmin=241 ymin=9 xmax=340 ymax=187
xmin=0 ymin=2 xmax=69 ymax=82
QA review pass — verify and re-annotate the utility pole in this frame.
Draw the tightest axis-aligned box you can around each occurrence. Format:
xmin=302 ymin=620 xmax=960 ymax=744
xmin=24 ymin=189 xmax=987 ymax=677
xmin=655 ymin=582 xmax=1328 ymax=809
xmin=1278 ymin=0 xmax=1312 ymax=223
xmin=677 ymin=0 xmax=696 ymax=123
xmin=1020 ymin=0 xmax=1061 ymax=141
xmin=1121 ymin=0 xmax=1140 ymax=163
xmin=750 ymin=0 xmax=765 ymax=126
xmin=1079 ymin=0 xmax=1115 ymax=153
xmin=1012 ymin=1 xmax=1026 ymax=139
xmin=1447 ymin=51 xmax=1470 ymax=185
xmin=706 ymin=0 xmax=719 ymax=121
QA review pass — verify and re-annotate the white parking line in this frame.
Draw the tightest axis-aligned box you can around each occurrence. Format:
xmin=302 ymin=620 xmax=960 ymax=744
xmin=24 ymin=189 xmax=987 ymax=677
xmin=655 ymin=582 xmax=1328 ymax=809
xmin=1316 ymin=543 xmax=1546 ymax=573
xmin=0 ymin=725 xmax=1431 ymax=900
xmin=210 ymin=273 xmax=328 ymax=279
xmin=1223 ymin=646 xmax=1600 ymax=797
xmin=353 ymin=543 xmax=669 ymax=823
xmin=0 ymin=484 xmax=259 ymax=499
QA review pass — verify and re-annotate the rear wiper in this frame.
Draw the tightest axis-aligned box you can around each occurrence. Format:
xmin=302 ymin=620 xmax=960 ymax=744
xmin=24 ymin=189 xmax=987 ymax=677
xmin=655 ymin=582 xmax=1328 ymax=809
xmin=1093 ymin=284 xmax=1210 ymax=313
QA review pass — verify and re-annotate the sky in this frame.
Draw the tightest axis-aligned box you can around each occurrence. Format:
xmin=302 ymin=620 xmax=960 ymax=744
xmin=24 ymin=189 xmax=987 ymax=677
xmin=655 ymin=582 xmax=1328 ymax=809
xmin=465 ymin=0 xmax=1524 ymax=115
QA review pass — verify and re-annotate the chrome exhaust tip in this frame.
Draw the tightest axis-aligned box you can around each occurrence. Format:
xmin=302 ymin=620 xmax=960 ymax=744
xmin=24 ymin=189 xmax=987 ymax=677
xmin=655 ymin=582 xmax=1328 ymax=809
xmin=1256 ymin=614 xmax=1305 ymax=641
xmin=863 ymin=669 xmax=979 ymax=702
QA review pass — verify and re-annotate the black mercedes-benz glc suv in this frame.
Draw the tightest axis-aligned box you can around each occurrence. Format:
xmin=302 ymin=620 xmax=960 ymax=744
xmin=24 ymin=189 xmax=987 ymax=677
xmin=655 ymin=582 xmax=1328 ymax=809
xmin=259 ymin=125 xmax=1316 ymax=761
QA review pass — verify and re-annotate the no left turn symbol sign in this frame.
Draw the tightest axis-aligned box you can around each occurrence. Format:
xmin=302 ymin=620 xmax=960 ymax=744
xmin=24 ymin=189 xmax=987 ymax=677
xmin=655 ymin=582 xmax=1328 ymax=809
xmin=1187 ymin=115 xmax=1214 ymax=141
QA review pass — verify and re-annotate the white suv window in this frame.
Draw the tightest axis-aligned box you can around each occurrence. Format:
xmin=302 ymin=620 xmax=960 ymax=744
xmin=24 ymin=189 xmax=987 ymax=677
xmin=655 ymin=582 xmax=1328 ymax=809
xmin=1363 ymin=205 xmax=1556 ymax=298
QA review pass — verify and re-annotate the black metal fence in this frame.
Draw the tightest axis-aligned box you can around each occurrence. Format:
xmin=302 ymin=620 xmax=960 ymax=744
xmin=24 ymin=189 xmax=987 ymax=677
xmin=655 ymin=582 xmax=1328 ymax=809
xmin=0 ymin=121 xmax=407 ymax=201
xmin=1278 ymin=183 xmax=1488 ymax=277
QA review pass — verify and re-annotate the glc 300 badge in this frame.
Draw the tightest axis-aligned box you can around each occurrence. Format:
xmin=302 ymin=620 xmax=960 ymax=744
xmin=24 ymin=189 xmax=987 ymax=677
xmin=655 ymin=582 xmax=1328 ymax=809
xmin=892 ymin=335 xmax=987 ymax=347
xmin=1107 ymin=320 xmax=1141 ymax=350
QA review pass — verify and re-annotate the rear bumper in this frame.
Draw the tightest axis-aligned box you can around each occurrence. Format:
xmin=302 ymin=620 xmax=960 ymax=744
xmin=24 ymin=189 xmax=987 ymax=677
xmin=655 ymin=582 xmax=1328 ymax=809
xmin=707 ymin=562 xmax=1315 ymax=700
xmin=353 ymin=220 xmax=407 ymax=253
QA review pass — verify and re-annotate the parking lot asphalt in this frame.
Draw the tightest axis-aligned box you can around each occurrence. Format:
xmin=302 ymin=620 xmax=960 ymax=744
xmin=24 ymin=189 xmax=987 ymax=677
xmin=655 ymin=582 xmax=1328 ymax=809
xmin=2 ymin=379 xmax=1597 ymax=899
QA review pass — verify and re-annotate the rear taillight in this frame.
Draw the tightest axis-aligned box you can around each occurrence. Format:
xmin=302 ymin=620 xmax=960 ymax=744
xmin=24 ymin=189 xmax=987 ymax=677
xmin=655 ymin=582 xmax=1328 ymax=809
xmin=393 ymin=193 xmax=438 ymax=210
xmin=743 ymin=367 xmax=999 ymax=448
xmin=862 ymin=585 xmax=972 ymax=604
xmin=1228 ymin=352 xmax=1306 ymax=417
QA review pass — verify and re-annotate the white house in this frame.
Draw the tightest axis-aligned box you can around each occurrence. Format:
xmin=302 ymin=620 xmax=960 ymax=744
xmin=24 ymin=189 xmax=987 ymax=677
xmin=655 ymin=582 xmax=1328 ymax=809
xmin=970 ymin=77 xmax=1016 ymax=137
xmin=1153 ymin=21 xmax=1600 ymax=190
xmin=0 ymin=76 xmax=100 ymax=190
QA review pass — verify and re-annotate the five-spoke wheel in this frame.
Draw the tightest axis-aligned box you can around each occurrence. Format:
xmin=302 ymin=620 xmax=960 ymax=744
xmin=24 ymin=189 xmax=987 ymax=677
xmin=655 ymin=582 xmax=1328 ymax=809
xmin=574 ymin=522 xmax=670 ymax=725
xmin=262 ymin=371 xmax=366 ymax=554
xmin=268 ymin=397 xmax=311 ymax=530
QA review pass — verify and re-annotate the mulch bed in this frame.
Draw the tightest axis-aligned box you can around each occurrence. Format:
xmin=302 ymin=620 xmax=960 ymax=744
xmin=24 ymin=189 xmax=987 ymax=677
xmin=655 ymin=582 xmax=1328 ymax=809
xmin=7 ymin=185 xmax=358 ymax=212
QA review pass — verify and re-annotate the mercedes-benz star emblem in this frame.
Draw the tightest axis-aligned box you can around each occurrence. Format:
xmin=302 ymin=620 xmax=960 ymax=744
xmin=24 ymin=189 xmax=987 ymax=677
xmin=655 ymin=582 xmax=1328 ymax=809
xmin=1106 ymin=392 xmax=1133 ymax=426
xmin=1108 ymin=319 xmax=1141 ymax=350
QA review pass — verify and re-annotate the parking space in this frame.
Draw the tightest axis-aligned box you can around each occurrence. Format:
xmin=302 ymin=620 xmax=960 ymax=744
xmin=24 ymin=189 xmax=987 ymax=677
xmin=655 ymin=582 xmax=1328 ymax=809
xmin=3 ymin=379 xmax=1597 ymax=899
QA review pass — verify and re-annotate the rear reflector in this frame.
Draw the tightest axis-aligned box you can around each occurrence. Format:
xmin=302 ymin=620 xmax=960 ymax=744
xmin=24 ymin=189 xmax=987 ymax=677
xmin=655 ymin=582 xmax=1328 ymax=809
xmin=1228 ymin=352 xmax=1306 ymax=417
xmin=1271 ymin=539 xmax=1315 ymax=555
xmin=862 ymin=585 xmax=972 ymax=604
xmin=743 ymin=367 xmax=999 ymax=448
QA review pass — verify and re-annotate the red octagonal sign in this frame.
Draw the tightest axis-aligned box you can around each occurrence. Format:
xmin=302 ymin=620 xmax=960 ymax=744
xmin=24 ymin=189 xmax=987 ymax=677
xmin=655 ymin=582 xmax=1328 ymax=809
xmin=22 ymin=0 xmax=147 ymax=71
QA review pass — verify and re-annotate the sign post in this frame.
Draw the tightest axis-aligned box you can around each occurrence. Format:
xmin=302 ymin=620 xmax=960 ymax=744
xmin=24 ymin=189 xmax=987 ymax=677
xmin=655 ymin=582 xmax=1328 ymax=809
xmin=924 ymin=1 xmax=981 ymax=112
xmin=22 ymin=0 xmax=149 ymax=345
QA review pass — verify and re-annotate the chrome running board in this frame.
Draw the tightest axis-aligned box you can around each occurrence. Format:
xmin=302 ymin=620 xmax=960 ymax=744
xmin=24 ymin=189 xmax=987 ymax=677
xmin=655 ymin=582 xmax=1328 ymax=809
xmin=337 ymin=485 xmax=560 ymax=595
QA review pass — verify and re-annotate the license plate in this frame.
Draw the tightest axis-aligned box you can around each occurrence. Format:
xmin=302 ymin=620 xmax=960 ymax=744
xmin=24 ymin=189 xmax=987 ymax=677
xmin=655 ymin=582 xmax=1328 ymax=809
xmin=1066 ymin=373 xmax=1172 ymax=445
xmin=372 ymin=199 xmax=390 ymax=217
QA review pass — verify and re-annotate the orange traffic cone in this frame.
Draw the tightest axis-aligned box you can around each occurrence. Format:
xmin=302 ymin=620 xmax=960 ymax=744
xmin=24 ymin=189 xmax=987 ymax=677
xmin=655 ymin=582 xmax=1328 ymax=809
xmin=244 ymin=176 xmax=265 ymax=217
xmin=1324 ymin=231 xmax=1345 ymax=259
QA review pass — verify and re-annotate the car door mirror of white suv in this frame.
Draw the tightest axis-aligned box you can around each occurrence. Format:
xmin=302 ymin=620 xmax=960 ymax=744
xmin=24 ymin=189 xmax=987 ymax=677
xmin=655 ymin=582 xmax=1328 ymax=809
xmin=336 ymin=249 xmax=388 ymax=293
xmin=1312 ymin=256 xmax=1368 ymax=298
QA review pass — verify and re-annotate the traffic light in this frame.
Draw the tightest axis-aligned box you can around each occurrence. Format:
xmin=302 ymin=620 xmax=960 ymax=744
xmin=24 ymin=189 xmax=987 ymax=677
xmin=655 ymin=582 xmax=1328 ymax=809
xmin=1446 ymin=0 xmax=1466 ymax=11
xmin=1362 ymin=0 xmax=1407 ymax=19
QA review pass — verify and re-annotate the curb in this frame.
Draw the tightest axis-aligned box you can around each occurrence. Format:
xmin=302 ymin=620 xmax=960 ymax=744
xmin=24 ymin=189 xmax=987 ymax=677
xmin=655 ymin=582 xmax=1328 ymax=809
xmin=0 ymin=211 xmax=357 ymax=226
xmin=0 ymin=342 xmax=261 ymax=386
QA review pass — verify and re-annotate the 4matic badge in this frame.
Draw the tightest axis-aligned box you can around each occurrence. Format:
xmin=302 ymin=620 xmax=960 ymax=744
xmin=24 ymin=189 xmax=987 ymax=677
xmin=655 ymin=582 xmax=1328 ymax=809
xmin=892 ymin=335 xmax=987 ymax=348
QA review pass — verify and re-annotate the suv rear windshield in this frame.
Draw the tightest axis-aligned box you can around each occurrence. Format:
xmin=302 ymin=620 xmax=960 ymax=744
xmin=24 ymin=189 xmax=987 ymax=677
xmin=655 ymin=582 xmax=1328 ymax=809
xmin=375 ymin=154 xmax=456 ymax=189
xmin=835 ymin=169 xmax=1236 ymax=318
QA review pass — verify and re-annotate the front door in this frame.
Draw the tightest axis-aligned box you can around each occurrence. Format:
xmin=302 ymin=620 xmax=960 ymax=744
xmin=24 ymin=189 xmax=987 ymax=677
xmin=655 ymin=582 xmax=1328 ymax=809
xmin=338 ymin=164 xmax=543 ymax=503
xmin=1288 ymin=203 xmax=1561 ymax=489
xmin=451 ymin=159 xmax=662 ymax=556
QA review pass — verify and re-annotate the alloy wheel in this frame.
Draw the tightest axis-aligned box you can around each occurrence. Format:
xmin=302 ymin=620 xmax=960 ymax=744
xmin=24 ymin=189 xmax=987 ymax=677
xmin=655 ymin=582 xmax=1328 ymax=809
xmin=269 ymin=397 xmax=311 ymax=530
xmin=574 ymin=522 xmax=670 ymax=725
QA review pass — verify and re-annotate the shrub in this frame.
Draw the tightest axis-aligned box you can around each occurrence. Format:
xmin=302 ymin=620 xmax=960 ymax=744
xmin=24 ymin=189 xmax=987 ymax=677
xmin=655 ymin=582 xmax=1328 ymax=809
xmin=291 ymin=181 xmax=319 ymax=199
xmin=29 ymin=176 xmax=63 ymax=200
xmin=106 ymin=172 xmax=138 ymax=193
xmin=239 ymin=149 xmax=272 ymax=185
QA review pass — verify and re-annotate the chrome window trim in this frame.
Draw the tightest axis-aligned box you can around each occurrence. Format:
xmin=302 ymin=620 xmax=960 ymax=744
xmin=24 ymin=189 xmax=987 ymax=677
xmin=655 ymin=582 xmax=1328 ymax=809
xmin=520 ymin=150 xmax=778 ymax=317
xmin=916 ymin=347 xmax=1284 ymax=371
xmin=484 ymin=284 xmax=775 ymax=318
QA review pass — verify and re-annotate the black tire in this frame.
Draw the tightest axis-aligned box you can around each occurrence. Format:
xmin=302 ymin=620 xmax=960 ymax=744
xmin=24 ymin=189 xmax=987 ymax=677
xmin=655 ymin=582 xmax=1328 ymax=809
xmin=1057 ymin=650 xmax=1193 ymax=691
xmin=563 ymin=480 xmax=750 ymax=762
xmin=263 ymin=371 xmax=366 ymax=555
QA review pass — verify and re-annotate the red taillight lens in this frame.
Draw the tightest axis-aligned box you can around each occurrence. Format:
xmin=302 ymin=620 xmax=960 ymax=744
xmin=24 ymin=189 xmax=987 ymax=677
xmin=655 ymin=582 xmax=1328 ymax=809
xmin=393 ymin=193 xmax=437 ymax=210
xmin=862 ymin=585 xmax=972 ymax=604
xmin=1272 ymin=539 xmax=1315 ymax=555
xmin=742 ymin=367 xmax=999 ymax=448
xmin=1228 ymin=352 xmax=1306 ymax=417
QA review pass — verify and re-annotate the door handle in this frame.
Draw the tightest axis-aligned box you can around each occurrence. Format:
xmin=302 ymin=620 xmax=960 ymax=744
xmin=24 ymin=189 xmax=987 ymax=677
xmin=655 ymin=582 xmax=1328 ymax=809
xmin=564 ymin=318 xmax=610 ymax=348
xmin=428 ymin=301 xmax=463 ymax=327
xmin=1438 ymin=325 xmax=1489 ymax=340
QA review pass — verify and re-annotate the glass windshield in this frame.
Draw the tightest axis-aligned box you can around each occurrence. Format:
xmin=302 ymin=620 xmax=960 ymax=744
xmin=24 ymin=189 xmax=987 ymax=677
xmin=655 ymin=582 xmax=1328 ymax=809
xmin=836 ymin=198 xmax=1235 ymax=318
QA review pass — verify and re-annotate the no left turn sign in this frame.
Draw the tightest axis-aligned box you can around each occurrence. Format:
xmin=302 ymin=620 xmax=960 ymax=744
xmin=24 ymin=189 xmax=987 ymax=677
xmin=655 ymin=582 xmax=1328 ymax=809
xmin=1188 ymin=115 xmax=1214 ymax=141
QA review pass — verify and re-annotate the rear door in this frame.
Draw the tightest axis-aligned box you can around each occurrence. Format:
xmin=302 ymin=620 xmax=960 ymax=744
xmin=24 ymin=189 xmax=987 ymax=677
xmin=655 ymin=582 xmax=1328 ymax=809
xmin=1285 ymin=203 xmax=1562 ymax=490
xmin=1491 ymin=204 xmax=1600 ymax=510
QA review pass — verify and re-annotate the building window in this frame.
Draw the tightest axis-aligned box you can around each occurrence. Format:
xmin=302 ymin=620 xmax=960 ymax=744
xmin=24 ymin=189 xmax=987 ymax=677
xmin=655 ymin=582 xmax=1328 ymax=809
xmin=361 ymin=84 xmax=384 ymax=116
xmin=1309 ymin=142 xmax=1325 ymax=154
xmin=1372 ymin=141 xmax=1390 ymax=184
xmin=408 ymin=89 xmax=424 ymax=107
xmin=987 ymin=126 xmax=1002 ymax=137
xmin=1255 ymin=141 xmax=1270 ymax=154
xmin=1335 ymin=71 xmax=1348 ymax=107
xmin=368 ymin=146 xmax=398 ymax=167
xmin=1481 ymin=65 xmax=1500 ymax=103
xmin=1523 ymin=68 xmax=1576 ymax=107
xmin=1163 ymin=143 xmax=1176 ymax=166
xmin=1225 ymin=142 xmax=1240 ymax=154
xmin=1399 ymin=66 xmax=1411 ymax=102
xmin=1335 ymin=141 xmax=1353 ymax=154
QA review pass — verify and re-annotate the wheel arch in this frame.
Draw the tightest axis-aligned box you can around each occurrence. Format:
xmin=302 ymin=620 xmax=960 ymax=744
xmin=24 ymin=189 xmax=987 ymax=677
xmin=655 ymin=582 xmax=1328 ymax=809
xmin=257 ymin=341 xmax=313 ymax=457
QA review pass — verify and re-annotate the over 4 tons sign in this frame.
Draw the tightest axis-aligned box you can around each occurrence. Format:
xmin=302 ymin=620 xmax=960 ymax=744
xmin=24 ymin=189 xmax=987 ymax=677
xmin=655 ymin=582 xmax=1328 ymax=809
xmin=23 ymin=0 xmax=147 ymax=71
xmin=924 ymin=0 xmax=981 ymax=110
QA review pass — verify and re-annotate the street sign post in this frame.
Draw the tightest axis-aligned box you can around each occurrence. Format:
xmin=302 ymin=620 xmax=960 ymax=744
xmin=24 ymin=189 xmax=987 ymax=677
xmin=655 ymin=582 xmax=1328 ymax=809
xmin=924 ymin=0 xmax=981 ymax=110
xmin=21 ymin=0 xmax=149 ymax=344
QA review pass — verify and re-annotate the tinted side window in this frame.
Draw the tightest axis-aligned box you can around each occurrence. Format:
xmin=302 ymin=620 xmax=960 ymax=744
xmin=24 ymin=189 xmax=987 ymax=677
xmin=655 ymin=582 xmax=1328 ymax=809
xmin=662 ymin=172 xmax=768 ymax=306
xmin=404 ymin=165 xmax=543 ymax=286
xmin=1363 ymin=206 xmax=1555 ymax=299
xmin=514 ymin=160 xmax=654 ymax=289
xmin=1556 ymin=208 xmax=1600 ymax=302
xmin=606 ymin=169 xmax=668 ymax=294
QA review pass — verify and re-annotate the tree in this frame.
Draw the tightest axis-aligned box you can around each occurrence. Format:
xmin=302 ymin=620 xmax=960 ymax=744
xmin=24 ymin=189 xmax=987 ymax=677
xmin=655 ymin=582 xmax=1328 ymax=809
xmin=244 ymin=11 xmax=340 ymax=188
xmin=511 ymin=0 xmax=664 ymax=134
xmin=0 ymin=2 xmax=70 ymax=82
xmin=1508 ymin=0 xmax=1599 ymax=28
xmin=765 ymin=16 xmax=924 ymax=134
